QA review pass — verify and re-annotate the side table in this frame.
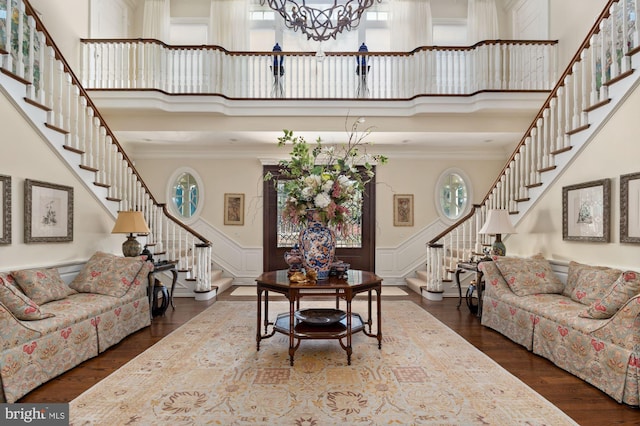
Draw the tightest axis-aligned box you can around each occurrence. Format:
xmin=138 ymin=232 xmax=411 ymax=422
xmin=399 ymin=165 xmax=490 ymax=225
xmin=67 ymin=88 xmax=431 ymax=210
xmin=148 ymin=261 xmax=178 ymax=318
xmin=454 ymin=261 xmax=486 ymax=318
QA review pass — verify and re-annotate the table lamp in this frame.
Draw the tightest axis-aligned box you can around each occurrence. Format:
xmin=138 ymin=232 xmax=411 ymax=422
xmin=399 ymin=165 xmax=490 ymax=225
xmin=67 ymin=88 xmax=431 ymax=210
xmin=479 ymin=209 xmax=517 ymax=256
xmin=112 ymin=210 xmax=150 ymax=257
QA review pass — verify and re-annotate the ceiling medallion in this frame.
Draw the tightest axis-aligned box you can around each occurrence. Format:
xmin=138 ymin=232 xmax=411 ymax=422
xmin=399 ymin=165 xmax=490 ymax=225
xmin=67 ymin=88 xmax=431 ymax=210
xmin=260 ymin=0 xmax=382 ymax=42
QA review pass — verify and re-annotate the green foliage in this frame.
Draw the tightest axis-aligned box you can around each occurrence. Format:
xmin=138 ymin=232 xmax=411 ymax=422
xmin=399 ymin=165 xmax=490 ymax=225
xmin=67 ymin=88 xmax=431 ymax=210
xmin=265 ymin=117 xmax=387 ymax=227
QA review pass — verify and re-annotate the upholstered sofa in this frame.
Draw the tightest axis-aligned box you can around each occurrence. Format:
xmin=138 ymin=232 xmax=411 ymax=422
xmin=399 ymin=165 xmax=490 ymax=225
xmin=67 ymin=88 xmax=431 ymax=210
xmin=0 ymin=251 xmax=153 ymax=403
xmin=479 ymin=256 xmax=640 ymax=406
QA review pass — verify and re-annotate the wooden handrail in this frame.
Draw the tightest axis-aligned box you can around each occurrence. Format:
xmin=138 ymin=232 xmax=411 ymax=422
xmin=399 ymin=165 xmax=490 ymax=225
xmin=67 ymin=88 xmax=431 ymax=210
xmin=80 ymin=37 xmax=557 ymax=56
xmin=479 ymin=0 xmax=617 ymax=208
xmin=22 ymin=0 xmax=211 ymax=246
xmin=428 ymin=0 xmax=618 ymax=246
xmin=429 ymin=205 xmax=482 ymax=245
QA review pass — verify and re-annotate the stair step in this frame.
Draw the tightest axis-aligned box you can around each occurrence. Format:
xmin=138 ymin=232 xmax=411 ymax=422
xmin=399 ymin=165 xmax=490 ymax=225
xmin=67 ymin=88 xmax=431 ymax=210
xmin=405 ymin=277 xmax=425 ymax=295
xmin=211 ymin=269 xmax=224 ymax=281
xmin=1 ymin=67 xmax=30 ymax=85
xmin=24 ymin=97 xmax=51 ymax=111
xmin=213 ymin=277 xmax=234 ymax=296
xmin=63 ymin=145 xmax=84 ymax=154
xmin=415 ymin=270 xmax=428 ymax=281
xmin=44 ymin=122 xmax=69 ymax=134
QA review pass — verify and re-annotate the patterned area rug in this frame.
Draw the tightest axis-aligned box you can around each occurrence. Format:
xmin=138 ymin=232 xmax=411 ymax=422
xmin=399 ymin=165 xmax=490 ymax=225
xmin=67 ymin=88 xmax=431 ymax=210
xmin=70 ymin=301 xmax=577 ymax=425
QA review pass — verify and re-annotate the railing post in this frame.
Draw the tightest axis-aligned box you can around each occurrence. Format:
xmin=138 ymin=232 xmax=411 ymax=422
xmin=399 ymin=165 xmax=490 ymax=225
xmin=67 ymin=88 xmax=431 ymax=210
xmin=426 ymin=243 xmax=444 ymax=293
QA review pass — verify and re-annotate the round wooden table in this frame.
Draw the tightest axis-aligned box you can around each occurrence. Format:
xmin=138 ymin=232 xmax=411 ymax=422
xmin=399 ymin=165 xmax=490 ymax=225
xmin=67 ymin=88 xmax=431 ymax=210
xmin=255 ymin=269 xmax=383 ymax=365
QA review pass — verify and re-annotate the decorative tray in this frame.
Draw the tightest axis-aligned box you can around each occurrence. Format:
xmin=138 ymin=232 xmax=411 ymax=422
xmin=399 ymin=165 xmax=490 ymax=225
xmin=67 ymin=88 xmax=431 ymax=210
xmin=294 ymin=308 xmax=347 ymax=325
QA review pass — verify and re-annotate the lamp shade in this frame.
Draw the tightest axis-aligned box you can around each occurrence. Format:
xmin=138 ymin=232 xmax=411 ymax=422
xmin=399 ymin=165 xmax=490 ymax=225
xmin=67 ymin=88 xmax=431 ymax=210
xmin=112 ymin=211 xmax=150 ymax=257
xmin=112 ymin=211 xmax=150 ymax=235
xmin=479 ymin=209 xmax=516 ymax=257
xmin=479 ymin=209 xmax=516 ymax=235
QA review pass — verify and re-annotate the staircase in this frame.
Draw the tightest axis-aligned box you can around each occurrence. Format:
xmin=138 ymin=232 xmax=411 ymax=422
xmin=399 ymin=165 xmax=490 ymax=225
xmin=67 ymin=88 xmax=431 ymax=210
xmin=407 ymin=0 xmax=640 ymax=297
xmin=0 ymin=0 xmax=233 ymax=297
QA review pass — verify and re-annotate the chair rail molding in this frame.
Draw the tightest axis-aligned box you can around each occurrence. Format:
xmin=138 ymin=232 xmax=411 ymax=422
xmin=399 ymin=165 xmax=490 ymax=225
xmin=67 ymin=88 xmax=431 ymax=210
xmin=192 ymin=217 xmax=449 ymax=286
xmin=376 ymin=219 xmax=449 ymax=285
xmin=191 ymin=219 xmax=262 ymax=285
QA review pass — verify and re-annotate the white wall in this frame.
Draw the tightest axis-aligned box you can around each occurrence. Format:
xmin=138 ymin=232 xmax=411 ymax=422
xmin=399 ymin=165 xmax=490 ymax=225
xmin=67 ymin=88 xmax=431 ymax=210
xmin=506 ymin=83 xmax=640 ymax=270
xmin=0 ymin=92 xmax=123 ymax=271
xmin=29 ymin=0 xmax=89 ymax=72
xmin=133 ymin=155 xmax=505 ymax=249
xmin=549 ymin=0 xmax=604 ymax=72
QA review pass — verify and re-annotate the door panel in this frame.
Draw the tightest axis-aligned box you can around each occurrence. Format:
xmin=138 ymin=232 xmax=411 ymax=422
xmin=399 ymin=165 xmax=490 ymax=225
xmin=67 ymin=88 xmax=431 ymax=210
xmin=263 ymin=165 xmax=376 ymax=272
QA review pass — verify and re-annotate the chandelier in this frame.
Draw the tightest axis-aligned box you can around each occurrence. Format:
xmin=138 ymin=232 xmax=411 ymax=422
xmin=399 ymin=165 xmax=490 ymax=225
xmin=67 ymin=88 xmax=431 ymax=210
xmin=260 ymin=0 xmax=382 ymax=42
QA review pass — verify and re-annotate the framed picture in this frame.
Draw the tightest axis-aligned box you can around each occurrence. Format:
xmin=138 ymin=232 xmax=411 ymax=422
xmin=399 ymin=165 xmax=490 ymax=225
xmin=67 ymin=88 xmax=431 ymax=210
xmin=393 ymin=194 xmax=414 ymax=226
xmin=620 ymin=172 xmax=640 ymax=243
xmin=562 ymin=179 xmax=610 ymax=242
xmin=24 ymin=179 xmax=74 ymax=243
xmin=224 ymin=193 xmax=244 ymax=225
xmin=0 ymin=175 xmax=11 ymax=244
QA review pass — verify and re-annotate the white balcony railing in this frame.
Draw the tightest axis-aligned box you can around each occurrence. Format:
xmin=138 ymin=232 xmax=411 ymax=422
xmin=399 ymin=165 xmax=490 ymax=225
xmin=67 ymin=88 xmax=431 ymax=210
xmin=79 ymin=39 xmax=558 ymax=99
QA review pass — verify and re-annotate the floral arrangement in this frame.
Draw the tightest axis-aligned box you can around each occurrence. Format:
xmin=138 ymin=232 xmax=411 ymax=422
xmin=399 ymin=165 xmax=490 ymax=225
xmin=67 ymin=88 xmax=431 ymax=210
xmin=265 ymin=117 xmax=387 ymax=229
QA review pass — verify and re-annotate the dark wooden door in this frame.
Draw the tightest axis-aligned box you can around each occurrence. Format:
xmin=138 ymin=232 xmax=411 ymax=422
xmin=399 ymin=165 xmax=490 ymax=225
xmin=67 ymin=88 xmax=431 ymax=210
xmin=263 ymin=165 xmax=376 ymax=272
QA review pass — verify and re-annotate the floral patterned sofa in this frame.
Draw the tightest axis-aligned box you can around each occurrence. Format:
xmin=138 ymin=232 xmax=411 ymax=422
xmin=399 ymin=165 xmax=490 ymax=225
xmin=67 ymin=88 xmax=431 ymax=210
xmin=0 ymin=251 xmax=153 ymax=403
xmin=479 ymin=256 xmax=640 ymax=406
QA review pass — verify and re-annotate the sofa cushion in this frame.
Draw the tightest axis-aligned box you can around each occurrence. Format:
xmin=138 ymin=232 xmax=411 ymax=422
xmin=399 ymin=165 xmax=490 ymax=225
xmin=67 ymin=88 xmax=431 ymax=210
xmin=70 ymin=252 xmax=146 ymax=298
xmin=494 ymin=257 xmax=564 ymax=296
xmin=580 ymin=270 xmax=640 ymax=319
xmin=0 ymin=276 xmax=54 ymax=321
xmin=566 ymin=262 xmax=623 ymax=306
xmin=11 ymin=268 xmax=76 ymax=305
xmin=563 ymin=261 xmax=621 ymax=298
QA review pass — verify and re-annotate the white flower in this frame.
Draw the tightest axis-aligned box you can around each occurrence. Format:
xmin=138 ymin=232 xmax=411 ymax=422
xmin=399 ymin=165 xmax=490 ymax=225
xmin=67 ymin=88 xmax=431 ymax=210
xmin=304 ymin=175 xmax=321 ymax=188
xmin=314 ymin=192 xmax=331 ymax=208
xmin=322 ymin=179 xmax=334 ymax=193
xmin=337 ymin=175 xmax=351 ymax=186
xmin=301 ymin=186 xmax=315 ymax=200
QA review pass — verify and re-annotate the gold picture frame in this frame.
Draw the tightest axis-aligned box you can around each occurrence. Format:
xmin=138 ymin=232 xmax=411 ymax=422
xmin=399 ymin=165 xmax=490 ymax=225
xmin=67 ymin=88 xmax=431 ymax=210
xmin=0 ymin=175 xmax=11 ymax=244
xmin=393 ymin=194 xmax=414 ymax=226
xmin=24 ymin=179 xmax=74 ymax=243
xmin=224 ymin=193 xmax=244 ymax=226
xmin=620 ymin=172 xmax=640 ymax=243
xmin=562 ymin=179 xmax=610 ymax=242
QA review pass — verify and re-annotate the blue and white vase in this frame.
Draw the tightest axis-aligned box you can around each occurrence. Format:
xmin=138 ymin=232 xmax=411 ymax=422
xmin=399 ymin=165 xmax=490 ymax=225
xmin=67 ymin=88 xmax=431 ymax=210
xmin=298 ymin=211 xmax=336 ymax=281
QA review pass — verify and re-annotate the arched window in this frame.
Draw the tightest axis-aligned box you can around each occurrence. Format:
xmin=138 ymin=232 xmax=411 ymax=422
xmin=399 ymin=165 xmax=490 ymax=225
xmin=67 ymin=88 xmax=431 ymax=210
xmin=166 ymin=167 xmax=204 ymax=223
xmin=435 ymin=168 xmax=472 ymax=223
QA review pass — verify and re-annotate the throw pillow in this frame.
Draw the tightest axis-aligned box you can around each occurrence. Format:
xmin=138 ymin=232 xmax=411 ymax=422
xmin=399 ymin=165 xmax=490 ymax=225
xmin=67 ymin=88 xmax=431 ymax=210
xmin=580 ymin=270 xmax=640 ymax=319
xmin=563 ymin=262 xmax=621 ymax=298
xmin=0 ymin=276 xmax=54 ymax=321
xmin=10 ymin=268 xmax=75 ymax=305
xmin=70 ymin=251 xmax=146 ymax=297
xmin=567 ymin=264 xmax=623 ymax=306
xmin=494 ymin=257 xmax=564 ymax=296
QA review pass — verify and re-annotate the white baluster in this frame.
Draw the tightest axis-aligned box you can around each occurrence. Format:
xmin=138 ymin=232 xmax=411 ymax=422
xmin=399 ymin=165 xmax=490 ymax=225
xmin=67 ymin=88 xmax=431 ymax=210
xmin=33 ymin=31 xmax=46 ymax=104
xmin=96 ymin=126 xmax=105 ymax=184
xmin=635 ymin=0 xmax=640 ymax=49
xmin=609 ymin=5 xmax=619 ymax=79
xmin=25 ymin=14 xmax=36 ymax=95
xmin=541 ymin=109 xmax=550 ymax=169
xmin=15 ymin=1 xmax=25 ymax=77
xmin=70 ymin=86 xmax=80 ymax=150
xmin=548 ymin=97 xmax=557 ymax=153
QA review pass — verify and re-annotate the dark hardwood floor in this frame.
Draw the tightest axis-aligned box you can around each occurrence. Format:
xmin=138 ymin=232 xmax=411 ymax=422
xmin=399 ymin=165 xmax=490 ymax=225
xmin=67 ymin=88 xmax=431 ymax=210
xmin=19 ymin=286 xmax=640 ymax=425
